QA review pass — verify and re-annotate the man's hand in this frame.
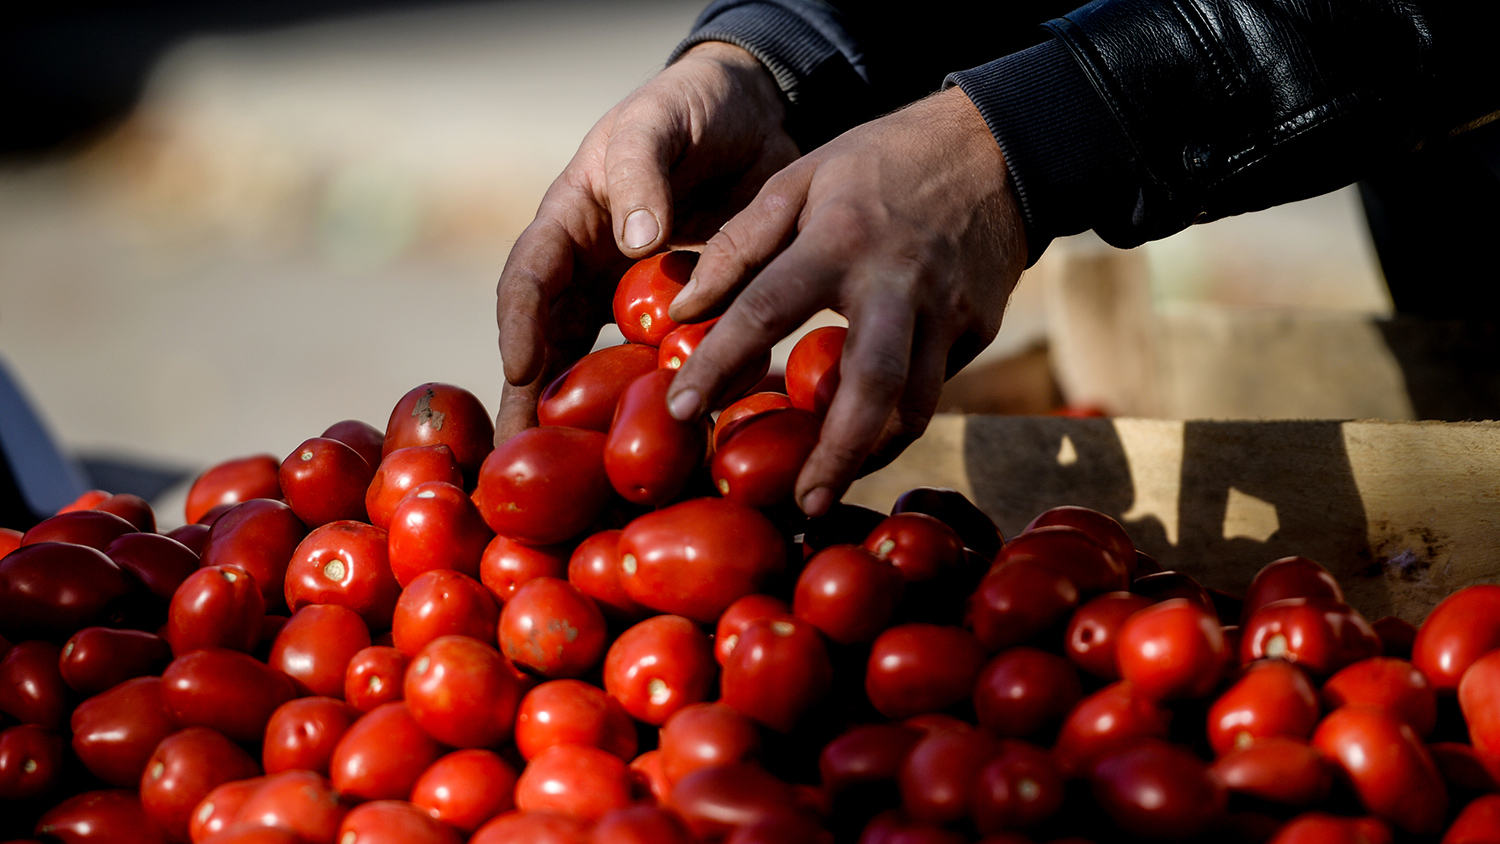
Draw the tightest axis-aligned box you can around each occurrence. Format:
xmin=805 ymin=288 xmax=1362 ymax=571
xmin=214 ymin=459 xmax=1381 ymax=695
xmin=495 ymin=42 xmax=799 ymax=441
xmin=664 ymin=86 xmax=1029 ymax=516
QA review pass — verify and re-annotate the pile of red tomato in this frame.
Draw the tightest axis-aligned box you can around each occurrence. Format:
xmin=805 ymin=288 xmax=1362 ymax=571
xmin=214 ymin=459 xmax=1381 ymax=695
xmin=2 ymin=251 xmax=1499 ymax=844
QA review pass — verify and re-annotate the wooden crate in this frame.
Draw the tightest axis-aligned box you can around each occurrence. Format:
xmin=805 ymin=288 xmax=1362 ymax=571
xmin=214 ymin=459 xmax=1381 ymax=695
xmin=845 ymin=415 xmax=1500 ymax=624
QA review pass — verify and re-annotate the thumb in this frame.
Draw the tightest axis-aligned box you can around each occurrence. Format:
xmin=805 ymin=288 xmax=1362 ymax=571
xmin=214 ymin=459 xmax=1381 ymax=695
xmin=603 ymin=99 xmax=687 ymax=257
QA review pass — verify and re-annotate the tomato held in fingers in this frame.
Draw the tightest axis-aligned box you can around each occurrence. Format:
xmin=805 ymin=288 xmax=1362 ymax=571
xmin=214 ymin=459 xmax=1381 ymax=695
xmin=284 ymin=521 xmax=402 ymax=632
xmin=139 ymin=727 xmax=261 ymax=843
xmin=499 ymin=577 xmax=608 ymax=679
xmin=785 ymin=325 xmax=846 ymax=415
xmin=972 ymin=647 xmax=1083 ymax=740
xmin=1116 ymin=598 xmax=1230 ymax=701
xmin=1312 ymin=703 xmax=1447 ymax=835
xmin=278 ymin=437 xmax=373 ymax=528
xmin=604 ymin=368 xmax=708 ymax=506
xmin=514 ymin=743 xmax=635 ymax=823
xmin=199 ymin=499 xmax=307 ymax=612
xmin=387 ymin=480 xmax=492 ymax=587
xmin=329 ymin=702 xmax=445 ymax=801
xmin=712 ymin=392 xmax=795 ymax=453
xmin=720 ymin=614 xmax=832 ymax=733
xmin=1206 ymin=659 xmax=1320 ymax=756
xmin=711 ymin=408 xmax=820 ymax=508
xmin=539 ymin=343 xmax=661 ymax=432
xmin=613 ymin=250 xmax=696 ymax=346
xmin=391 ymin=568 xmax=499 ymax=655
xmin=515 ymin=679 xmax=637 ymax=762
xmin=0 ymin=723 xmax=65 ymax=801
xmin=1322 ymin=656 xmax=1437 ymax=738
xmin=472 ymin=427 xmax=614 ymax=546
xmin=160 ymin=648 xmax=297 ymax=743
xmin=166 ymin=566 xmax=264 ymax=658
xmin=410 ymin=748 xmax=518 ymax=834
xmin=865 ymin=623 xmax=986 ymax=720
xmin=1209 ymin=736 xmax=1331 ymax=806
xmin=404 ymin=635 xmax=524 ymax=748
xmin=383 ymin=382 xmax=494 ymax=486
xmin=70 ymin=676 xmax=180 ymax=787
xmin=185 ymin=455 xmax=281 ymax=526
xmin=60 ymin=626 xmax=172 ymax=695
xmin=261 ymin=696 xmax=358 ymax=776
xmin=1413 ymin=584 xmax=1500 ymax=693
xmin=603 ymin=614 xmax=716 ymax=725
xmin=1089 ymin=738 xmax=1228 ymax=840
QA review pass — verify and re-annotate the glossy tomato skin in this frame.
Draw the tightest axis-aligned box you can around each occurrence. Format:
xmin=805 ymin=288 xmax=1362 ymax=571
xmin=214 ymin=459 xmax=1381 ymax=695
xmin=1206 ymin=659 xmax=1320 ymax=756
xmin=613 ymin=251 xmax=696 ymax=346
xmin=343 ymin=645 xmax=408 ymax=712
xmin=658 ymin=702 xmax=760 ymax=786
xmin=667 ymin=761 xmax=798 ymax=842
xmin=603 ymin=614 xmax=716 ymax=725
xmin=1444 ymin=793 xmax=1500 ymax=844
xmin=1265 ymin=813 xmax=1392 ymax=844
xmin=404 ymin=635 xmax=524 ymax=748
xmin=514 ymin=743 xmax=635 ymax=823
xmin=469 ymin=809 xmax=593 ymax=844
xmin=618 ymin=497 xmax=786 ymax=624
xmin=329 ymin=702 xmax=445 ymax=801
xmin=139 ymin=726 xmax=261 ymax=843
xmin=186 ymin=776 xmax=265 ymax=842
xmin=1052 ymin=681 xmax=1173 ymax=778
xmin=107 ymin=532 xmax=201 ymax=602
xmin=566 ymin=529 xmax=646 ymax=623
xmin=818 ymin=723 xmax=922 ymax=798
xmin=713 ymin=392 xmax=796 ymax=453
xmin=338 ymin=799 xmax=462 ymax=844
xmin=721 ymin=615 xmax=833 ymax=733
xmin=323 ymin=418 xmax=386 ymax=468
xmin=1312 ymin=703 xmax=1447 ymax=835
xmin=278 ymin=437 xmax=373 ymax=528
xmin=1413 ymin=584 xmax=1500 ymax=693
xmin=0 ymin=640 xmax=70 ymax=730
xmin=865 ymin=624 xmax=986 ymax=720
xmin=185 ymin=454 xmax=281 ymax=526
xmin=267 ymin=603 xmax=371 ymax=697
xmin=472 ymin=427 xmax=613 ymax=546
xmin=711 ymin=408 xmax=820 ymax=508
xmin=785 ymin=325 xmax=845 ymax=415
xmin=283 ymin=521 xmax=401 ymax=631
xmin=1116 ymin=598 xmax=1229 ymax=701
xmin=365 ymin=444 xmax=465 ymax=531
xmin=0 ymin=542 xmax=134 ymax=641
xmin=892 ymin=486 xmax=1004 ymax=561
xmin=383 ymin=382 xmax=494 ymax=485
xmin=966 ymin=557 xmax=1081 ymax=652
xmin=1064 ymin=591 xmax=1154 ymax=680
xmin=0 ymin=723 xmax=65 ymax=801
xmin=1240 ymin=556 xmax=1343 ymax=624
xmin=899 ymin=725 xmax=996 ymax=824
xmin=515 ymin=679 xmax=638 ymax=762
xmin=387 ymin=480 xmax=492 ymax=587
xmin=165 ymin=565 xmax=264 ymax=658
xmin=199 ymin=499 xmax=308 ymax=612
xmin=35 ymin=789 xmax=168 ymax=844
xmin=499 ymin=577 xmax=608 ymax=679
xmin=972 ymin=646 xmax=1083 ymax=740
xmin=59 ymin=626 xmax=171 ymax=695
xmin=1458 ymin=649 xmax=1500 ymax=783
xmin=232 ymin=769 xmax=347 ymax=843
xmin=716 ymin=593 xmax=791 ymax=666
xmin=1322 ymin=656 xmax=1437 ymax=738
xmin=863 ymin=513 xmax=965 ymax=586
xmin=1089 ymin=738 xmax=1228 ymax=840
xmin=1024 ymin=506 xmax=1135 ymax=580
xmin=410 ymin=748 xmax=518 ymax=833
xmin=1209 ymin=736 xmax=1332 ymax=806
xmin=539 ymin=343 xmax=660 ymax=432
xmin=995 ymin=525 xmax=1128 ymax=598
xmin=261 ymin=696 xmax=357 ymax=775
xmin=21 ymin=509 xmax=137 ymax=551
xmin=793 ymin=544 xmax=903 ymax=645
xmin=478 ymin=533 xmax=568 ymax=605
xmin=969 ymin=739 xmax=1066 ymax=833
xmin=391 ymin=568 xmax=499 ymax=654
xmin=70 ymin=676 xmax=180 ymax=787
xmin=604 ymin=368 xmax=708 ymax=506
xmin=1241 ymin=598 xmax=1381 ymax=678
xmin=593 ymin=805 xmax=699 ymax=844
xmin=160 ymin=648 xmax=298 ymax=743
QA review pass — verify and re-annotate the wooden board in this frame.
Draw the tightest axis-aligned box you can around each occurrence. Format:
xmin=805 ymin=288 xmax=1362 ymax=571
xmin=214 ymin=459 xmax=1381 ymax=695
xmin=844 ymin=415 xmax=1500 ymax=623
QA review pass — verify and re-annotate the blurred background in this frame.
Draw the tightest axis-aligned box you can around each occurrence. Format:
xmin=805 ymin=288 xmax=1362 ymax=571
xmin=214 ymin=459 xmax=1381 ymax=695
xmin=0 ymin=0 xmax=1403 ymax=527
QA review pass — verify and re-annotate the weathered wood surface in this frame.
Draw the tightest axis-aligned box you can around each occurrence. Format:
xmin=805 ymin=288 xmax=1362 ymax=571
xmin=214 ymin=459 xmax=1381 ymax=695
xmin=845 ymin=415 xmax=1500 ymax=623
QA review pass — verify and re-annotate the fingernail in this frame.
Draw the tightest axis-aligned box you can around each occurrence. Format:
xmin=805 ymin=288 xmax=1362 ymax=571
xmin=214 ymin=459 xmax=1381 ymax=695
xmin=670 ymin=277 xmax=698 ymax=310
xmin=801 ymin=487 xmax=834 ymax=517
xmin=668 ymin=388 xmax=701 ymax=421
xmin=623 ymin=209 xmax=659 ymax=250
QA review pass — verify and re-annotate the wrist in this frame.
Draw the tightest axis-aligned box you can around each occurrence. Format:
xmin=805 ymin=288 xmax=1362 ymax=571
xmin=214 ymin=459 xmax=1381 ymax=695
xmin=679 ymin=41 xmax=787 ymax=127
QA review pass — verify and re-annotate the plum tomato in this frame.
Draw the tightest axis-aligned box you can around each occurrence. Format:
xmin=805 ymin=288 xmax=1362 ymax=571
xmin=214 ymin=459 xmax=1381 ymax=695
xmin=283 ymin=520 xmax=402 ymax=631
xmin=567 ymin=529 xmax=647 ymax=623
xmin=261 ymin=696 xmax=357 ymax=776
xmin=1129 ymin=571 xmax=1216 ymax=615
xmin=105 ymin=532 xmax=201 ymax=604
xmin=1443 ymin=793 xmax=1500 ymax=844
xmin=514 ymin=679 xmax=637 ymax=762
xmin=70 ymin=676 xmax=180 ymax=787
xmin=410 ymin=748 xmax=518 ymax=834
xmin=232 ymin=769 xmax=347 ymax=843
xmin=711 ymin=408 xmax=820 ymax=508
xmin=721 ymin=614 xmax=832 ymax=733
xmin=1372 ymin=615 xmax=1418 ymax=658
xmin=659 ymin=702 xmax=760 ymax=785
xmin=404 ymin=635 xmax=524 ymax=748
xmin=198 ymin=499 xmax=308 ymax=612
xmin=1266 ymin=813 xmax=1393 ymax=844
xmin=60 ymin=627 xmax=171 ymax=695
xmin=785 ymin=325 xmax=846 ymax=415
xmin=1206 ymin=659 xmax=1320 ymax=756
xmin=1209 ymin=736 xmax=1332 ymax=806
xmin=969 ymin=739 xmax=1066 ymax=833
xmin=891 ymin=486 xmax=1004 ymax=560
xmin=972 ymin=646 xmax=1083 ymax=740
xmin=1115 ymin=598 xmax=1230 ymax=701
xmin=1322 ymin=656 xmax=1437 ymax=738
xmin=499 ymin=577 xmax=608 ymax=679
xmin=995 ymin=525 xmax=1128 ymax=597
xmin=322 ymin=418 xmax=385 ymax=468
xmin=89 ymin=492 xmax=156 ymax=532
xmin=1089 ymin=737 xmax=1228 ymax=840
xmin=387 ymin=480 xmax=493 ymax=587
xmin=479 ymin=533 xmax=569 ymax=605
xmin=0 ymin=541 xmax=134 ymax=641
xmin=160 ymin=648 xmax=298 ymax=743
xmin=1311 ymin=703 xmax=1447 ymax=835
xmin=139 ymin=726 xmax=261 ymax=842
xmin=165 ymin=565 xmax=264 ymax=658
xmin=343 ymin=645 xmax=409 ymax=712
xmin=1064 ymin=591 xmax=1154 ymax=680
xmin=329 ymin=701 xmax=445 ymax=801
xmin=631 ymin=748 xmax=673 ymax=804
xmin=365 ymin=444 xmax=465 ymax=531
xmin=603 ymin=614 xmax=716 ymax=725
xmin=966 ymin=557 xmax=1080 ymax=652
xmin=267 ymin=603 xmax=371 ymax=697
xmin=1024 ymin=505 xmax=1135 ymax=580
xmin=187 ymin=776 xmax=266 ymax=842
xmin=1413 ymin=584 xmax=1500 ymax=693
xmin=472 ymin=427 xmax=613 ymax=546
xmin=613 ymin=250 xmax=696 ymax=346
xmin=278 ymin=436 xmax=374 ymax=528
xmin=0 ymin=723 xmax=65 ymax=801
xmin=667 ymin=761 xmax=798 ymax=842
xmin=514 ymin=743 xmax=635 ymax=823
xmin=604 ymin=368 xmax=708 ymax=506
xmin=712 ymin=392 xmax=796 ymax=453
xmin=21 ymin=509 xmax=137 ymax=551
xmin=716 ymin=593 xmax=792 ymax=666
xmin=865 ymin=624 xmax=986 ymax=720
xmin=0 ymin=640 xmax=70 ymax=730
xmin=1241 ymin=598 xmax=1381 ymax=678
xmin=382 ymin=382 xmax=494 ymax=485
xmin=897 ymin=724 xmax=996 ymax=825
xmin=35 ymin=789 xmax=168 ymax=844
xmin=1052 ymin=681 xmax=1173 ymax=778
xmin=185 ymin=454 xmax=281 ymax=525
xmin=793 ymin=544 xmax=903 ymax=645
xmin=617 ymin=497 xmax=786 ymax=624
xmin=337 ymin=799 xmax=462 ymax=844
xmin=1240 ymin=556 xmax=1344 ymax=624
xmin=392 ymin=568 xmax=499 ymax=654
xmin=1458 ymin=649 xmax=1500 ymax=784
xmin=818 ymin=723 xmax=922 ymax=796
xmin=539 ymin=343 xmax=660 ymax=432
xmin=469 ymin=809 xmax=593 ymax=844
xmin=58 ymin=487 xmax=112 ymax=514
xmin=861 ymin=512 xmax=964 ymax=584
xmin=593 ymin=805 xmax=699 ymax=844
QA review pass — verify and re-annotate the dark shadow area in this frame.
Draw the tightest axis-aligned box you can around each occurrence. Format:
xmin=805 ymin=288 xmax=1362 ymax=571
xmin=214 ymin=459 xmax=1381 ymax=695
xmin=2 ymin=0 xmax=491 ymax=155
xmin=1374 ymin=317 xmax=1500 ymax=421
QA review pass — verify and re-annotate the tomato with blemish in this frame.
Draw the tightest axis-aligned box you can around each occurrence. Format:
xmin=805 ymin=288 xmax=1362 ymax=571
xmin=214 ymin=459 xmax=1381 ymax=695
xmin=499 ymin=576 xmax=607 ymax=679
xmin=383 ymin=382 xmax=494 ymax=485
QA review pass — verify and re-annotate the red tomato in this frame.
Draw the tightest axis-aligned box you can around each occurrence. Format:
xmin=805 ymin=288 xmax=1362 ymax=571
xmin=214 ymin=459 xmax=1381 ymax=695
xmin=515 ymin=679 xmax=637 ymax=762
xmin=1444 ymin=794 xmax=1500 ymax=844
xmin=0 ymin=640 xmax=70 ymax=730
xmin=403 ymin=635 xmax=523 ymax=748
xmin=70 ymin=676 xmax=180 ymax=787
xmin=592 ymin=805 xmax=699 ymax=844
xmin=972 ymin=647 xmax=1083 ymax=739
xmin=343 ymin=645 xmax=408 ymax=712
xmin=160 ymin=648 xmax=298 ymax=743
xmin=617 ymin=497 xmax=786 ymax=624
xmin=567 ymin=529 xmax=646 ymax=623
xmin=185 ymin=455 xmax=281 ymax=526
xmin=329 ymin=702 xmax=445 ymax=801
xmin=198 ymin=499 xmax=308 ymax=612
xmin=1241 ymin=597 xmax=1382 ymax=677
xmin=1089 ymin=738 xmax=1228 ymax=840
xmin=107 ymin=532 xmax=201 ymax=602
xmin=1372 ymin=615 xmax=1418 ymax=658
xmin=667 ymin=762 xmax=798 ymax=842
xmin=1413 ymin=584 xmax=1500 ymax=693
xmin=1206 ymin=659 xmax=1320 ymax=756
xmin=0 ymin=723 xmax=65 ymax=801
xmin=1240 ymin=556 xmax=1343 ymax=624
xmin=365 ymin=444 xmax=465 ymax=531
xmin=890 ymin=486 xmax=1003 ymax=560
xmin=0 ymin=542 xmax=134 ymax=641
xmin=604 ymin=368 xmax=708 ymax=506
xmin=785 ymin=326 xmax=845 ymax=415
xmin=1116 ymin=598 xmax=1229 ymax=701
xmin=1429 ymin=740 xmax=1500 ymax=792
xmin=715 ymin=595 xmax=790 ymax=668
xmin=89 ymin=492 xmax=156 ymax=532
xmin=539 ymin=343 xmax=661 ymax=432
xmin=478 ymin=533 xmax=569 ymax=605
xmin=860 ymin=512 xmax=964 ymax=585
xmin=1051 ymin=681 xmax=1172 ymax=778
xmin=139 ymin=727 xmax=261 ymax=842
xmin=613 ymin=251 xmax=696 ymax=346
xmin=711 ymin=408 xmax=820 ymax=508
xmin=189 ymin=776 xmax=266 ymax=842
xmin=469 ymin=809 xmax=592 ymax=844
xmin=966 ymin=557 xmax=1081 ymax=652
xmin=1063 ymin=591 xmax=1154 ymax=680
xmin=1266 ymin=813 xmax=1392 ymax=844
xmin=35 ymin=789 xmax=168 ymax=844
xmin=658 ymin=702 xmax=760 ymax=785
xmin=58 ymin=487 xmax=112 ymax=514
xmin=322 ymin=418 xmax=385 ymax=468
xmin=387 ymin=480 xmax=493 ymax=587
xmin=1209 ymin=736 xmax=1332 ymax=806
xmin=383 ymin=382 xmax=494 ymax=485
xmin=630 ymin=749 xmax=672 ymax=804
xmin=410 ymin=748 xmax=518 ymax=834
xmin=818 ymin=723 xmax=922 ymax=796
xmin=1129 ymin=570 xmax=1216 ymax=615
xmin=260 ymin=696 xmax=357 ymax=776
xmin=603 ymin=614 xmax=715 ymax=725
xmin=166 ymin=565 xmax=264 ymax=658
xmin=1322 ymin=656 xmax=1437 ymax=738
xmin=969 ymin=739 xmax=1065 ymax=833
xmin=278 ymin=436 xmax=373 ymax=528
xmin=658 ymin=317 xmax=712 ymax=370
xmin=391 ymin=568 xmax=499 ymax=654
xmin=792 ymin=544 xmax=903 ymax=645
xmin=283 ymin=520 xmax=402 ymax=631
xmin=995 ymin=525 xmax=1128 ymax=597
xmin=865 ymin=624 xmax=986 ymax=720
xmin=1311 ymin=703 xmax=1447 ymax=835
xmin=232 ymin=769 xmax=347 ymax=843
xmin=266 ymin=603 xmax=370 ymax=698
xmin=21 ymin=509 xmax=137 ymax=551
xmin=1458 ymin=649 xmax=1500 ymax=784
xmin=857 ymin=809 xmax=966 ymax=844
xmin=515 ymin=743 xmax=635 ymax=823
xmin=899 ymin=725 xmax=996 ymax=824
xmin=1024 ymin=505 xmax=1135 ymax=580
xmin=338 ymin=799 xmax=462 ymax=844
xmin=472 ymin=427 xmax=613 ymax=546
xmin=721 ymin=615 xmax=832 ymax=733
xmin=60 ymin=626 xmax=171 ymax=695
xmin=712 ymin=392 xmax=796 ymax=453
xmin=499 ymin=577 xmax=608 ymax=679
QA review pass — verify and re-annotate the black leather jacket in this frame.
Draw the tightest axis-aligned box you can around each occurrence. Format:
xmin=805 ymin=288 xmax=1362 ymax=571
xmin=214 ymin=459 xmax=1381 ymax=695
xmin=678 ymin=0 xmax=1500 ymax=257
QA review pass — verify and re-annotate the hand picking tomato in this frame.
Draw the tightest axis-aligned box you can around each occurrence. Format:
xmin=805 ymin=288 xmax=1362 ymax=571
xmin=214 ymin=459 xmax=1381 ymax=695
xmin=785 ymin=325 xmax=846 ymax=415
xmin=539 ymin=342 xmax=661 ymax=432
xmin=613 ymin=251 xmax=697 ymax=346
